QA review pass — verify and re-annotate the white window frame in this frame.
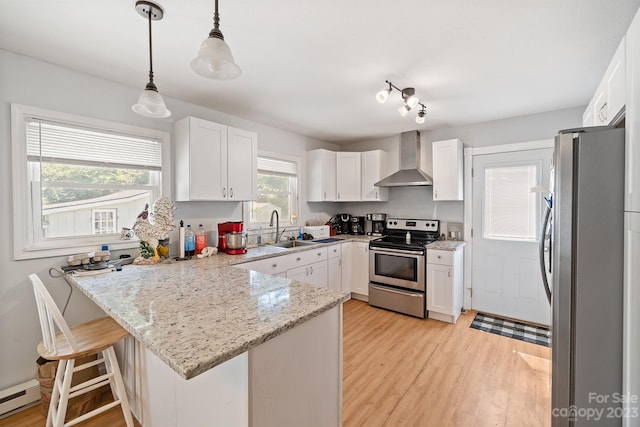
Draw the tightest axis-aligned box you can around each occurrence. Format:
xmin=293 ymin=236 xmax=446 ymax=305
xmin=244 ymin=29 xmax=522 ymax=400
xmin=244 ymin=150 xmax=301 ymax=227
xmin=11 ymin=104 xmax=171 ymax=260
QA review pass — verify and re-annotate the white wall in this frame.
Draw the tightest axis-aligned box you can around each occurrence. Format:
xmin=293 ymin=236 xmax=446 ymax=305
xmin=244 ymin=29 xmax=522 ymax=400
xmin=0 ymin=49 xmax=337 ymax=391
xmin=336 ymin=107 xmax=583 ymax=226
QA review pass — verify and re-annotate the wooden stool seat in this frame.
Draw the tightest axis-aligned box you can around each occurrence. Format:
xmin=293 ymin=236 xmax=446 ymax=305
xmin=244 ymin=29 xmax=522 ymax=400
xmin=29 ymin=273 xmax=134 ymax=427
xmin=37 ymin=317 xmax=129 ymax=361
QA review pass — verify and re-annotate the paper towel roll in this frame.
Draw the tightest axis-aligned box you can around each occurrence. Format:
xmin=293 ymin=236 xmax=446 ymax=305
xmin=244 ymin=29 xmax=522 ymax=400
xmin=179 ymin=227 xmax=185 ymax=258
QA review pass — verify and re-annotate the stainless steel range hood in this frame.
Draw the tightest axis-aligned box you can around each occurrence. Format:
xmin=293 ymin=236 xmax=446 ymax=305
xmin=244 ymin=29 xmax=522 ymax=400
xmin=375 ymin=130 xmax=433 ymax=187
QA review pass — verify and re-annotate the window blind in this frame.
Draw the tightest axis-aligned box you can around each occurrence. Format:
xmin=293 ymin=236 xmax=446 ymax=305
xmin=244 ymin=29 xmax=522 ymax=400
xmin=26 ymin=118 xmax=162 ymax=170
xmin=257 ymin=156 xmax=297 ymax=176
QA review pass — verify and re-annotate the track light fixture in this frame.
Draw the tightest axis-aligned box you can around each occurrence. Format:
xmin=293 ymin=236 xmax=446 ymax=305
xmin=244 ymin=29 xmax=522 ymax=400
xmin=376 ymin=80 xmax=426 ymax=123
xmin=132 ymin=1 xmax=171 ymax=118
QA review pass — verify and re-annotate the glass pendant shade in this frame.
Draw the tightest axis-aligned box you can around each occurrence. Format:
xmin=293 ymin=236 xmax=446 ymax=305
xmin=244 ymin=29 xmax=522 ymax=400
xmin=398 ymin=105 xmax=410 ymax=117
xmin=415 ymin=112 xmax=425 ymax=124
xmin=132 ymin=86 xmax=171 ymax=118
xmin=191 ymin=36 xmax=241 ymax=79
xmin=376 ymin=88 xmax=391 ymax=103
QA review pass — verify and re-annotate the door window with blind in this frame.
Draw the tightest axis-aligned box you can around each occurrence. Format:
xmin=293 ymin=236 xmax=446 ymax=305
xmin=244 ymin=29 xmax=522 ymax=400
xmin=249 ymin=155 xmax=299 ymax=225
xmin=483 ymin=163 xmax=540 ymax=241
xmin=11 ymin=104 xmax=170 ymax=259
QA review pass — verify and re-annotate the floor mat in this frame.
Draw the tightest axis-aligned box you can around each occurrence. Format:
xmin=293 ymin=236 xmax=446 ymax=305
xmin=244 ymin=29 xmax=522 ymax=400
xmin=470 ymin=312 xmax=550 ymax=347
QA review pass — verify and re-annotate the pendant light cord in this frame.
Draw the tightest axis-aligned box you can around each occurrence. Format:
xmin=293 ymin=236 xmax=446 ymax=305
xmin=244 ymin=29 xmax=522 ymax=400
xmin=147 ymin=7 xmax=154 ymax=85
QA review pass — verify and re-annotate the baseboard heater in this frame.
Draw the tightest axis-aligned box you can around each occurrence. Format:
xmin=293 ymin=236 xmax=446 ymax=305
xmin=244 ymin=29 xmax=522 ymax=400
xmin=0 ymin=379 xmax=40 ymax=419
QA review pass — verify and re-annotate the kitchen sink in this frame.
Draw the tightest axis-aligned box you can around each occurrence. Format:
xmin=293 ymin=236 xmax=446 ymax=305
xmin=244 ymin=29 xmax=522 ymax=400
xmin=270 ymin=240 xmax=318 ymax=249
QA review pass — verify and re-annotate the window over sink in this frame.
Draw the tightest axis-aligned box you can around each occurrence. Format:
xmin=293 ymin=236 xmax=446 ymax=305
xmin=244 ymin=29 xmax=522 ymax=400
xmin=11 ymin=104 xmax=170 ymax=260
xmin=247 ymin=153 xmax=299 ymax=226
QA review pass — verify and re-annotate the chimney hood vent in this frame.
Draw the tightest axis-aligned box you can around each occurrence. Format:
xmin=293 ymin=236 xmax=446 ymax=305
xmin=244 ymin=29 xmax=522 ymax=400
xmin=374 ymin=131 xmax=432 ymax=187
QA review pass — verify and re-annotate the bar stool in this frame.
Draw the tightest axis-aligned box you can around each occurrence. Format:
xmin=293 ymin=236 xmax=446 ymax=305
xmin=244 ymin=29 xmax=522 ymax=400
xmin=29 ymin=273 xmax=134 ymax=427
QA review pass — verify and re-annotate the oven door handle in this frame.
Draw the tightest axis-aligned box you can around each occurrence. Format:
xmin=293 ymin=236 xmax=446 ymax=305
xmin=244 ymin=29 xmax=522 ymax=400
xmin=370 ymin=284 xmax=423 ymax=297
xmin=370 ymin=247 xmax=425 ymax=256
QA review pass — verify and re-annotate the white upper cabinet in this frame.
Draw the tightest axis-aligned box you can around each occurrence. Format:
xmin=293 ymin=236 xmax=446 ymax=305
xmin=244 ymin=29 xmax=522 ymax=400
xmin=432 ymin=139 xmax=464 ymax=201
xmin=627 ymin=8 xmax=640 ymax=212
xmin=306 ymin=149 xmax=337 ymax=202
xmin=361 ymin=150 xmax=389 ymax=201
xmin=336 ymin=152 xmax=361 ymax=202
xmin=175 ymin=117 xmax=257 ymax=201
xmin=227 ymin=127 xmax=258 ymax=201
xmin=307 ymin=149 xmax=390 ymax=202
xmin=584 ymin=37 xmax=626 ymax=127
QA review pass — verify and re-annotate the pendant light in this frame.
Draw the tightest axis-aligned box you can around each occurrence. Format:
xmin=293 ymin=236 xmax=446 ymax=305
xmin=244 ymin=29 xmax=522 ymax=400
xmin=132 ymin=1 xmax=171 ymax=118
xmin=191 ymin=0 xmax=241 ymax=79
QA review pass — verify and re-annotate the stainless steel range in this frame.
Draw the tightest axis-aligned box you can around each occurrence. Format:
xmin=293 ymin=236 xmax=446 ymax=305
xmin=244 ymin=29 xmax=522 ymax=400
xmin=369 ymin=218 xmax=440 ymax=318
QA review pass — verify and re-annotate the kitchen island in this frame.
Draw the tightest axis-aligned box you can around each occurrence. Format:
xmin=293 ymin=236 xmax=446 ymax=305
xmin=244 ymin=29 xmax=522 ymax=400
xmin=66 ymin=252 xmax=349 ymax=427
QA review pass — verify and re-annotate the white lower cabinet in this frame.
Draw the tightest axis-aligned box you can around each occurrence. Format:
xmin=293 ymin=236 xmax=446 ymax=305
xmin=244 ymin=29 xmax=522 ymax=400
xmin=287 ymin=260 xmax=328 ymax=288
xmin=340 ymin=242 xmax=352 ymax=293
xmin=350 ymin=241 xmax=369 ymax=298
xmin=426 ymin=247 xmax=464 ymax=323
xmin=327 ymin=244 xmax=342 ymax=291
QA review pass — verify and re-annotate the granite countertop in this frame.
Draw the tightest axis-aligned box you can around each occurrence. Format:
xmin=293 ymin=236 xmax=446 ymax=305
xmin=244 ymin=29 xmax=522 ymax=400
xmin=426 ymin=240 xmax=467 ymax=251
xmin=66 ymin=252 xmax=350 ymax=380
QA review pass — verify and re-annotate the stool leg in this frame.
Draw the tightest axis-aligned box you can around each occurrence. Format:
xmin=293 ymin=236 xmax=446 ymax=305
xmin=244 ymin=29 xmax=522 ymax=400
xmin=54 ymin=359 xmax=75 ymax=427
xmin=47 ymin=360 xmax=65 ymax=427
xmin=105 ymin=346 xmax=134 ymax=427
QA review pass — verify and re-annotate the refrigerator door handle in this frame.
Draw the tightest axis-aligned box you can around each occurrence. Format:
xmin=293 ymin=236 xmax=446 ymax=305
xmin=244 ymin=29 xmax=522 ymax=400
xmin=539 ymin=204 xmax=552 ymax=304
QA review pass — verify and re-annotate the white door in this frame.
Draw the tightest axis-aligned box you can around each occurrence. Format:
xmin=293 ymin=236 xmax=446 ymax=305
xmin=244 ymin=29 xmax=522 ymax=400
xmin=471 ymin=148 xmax=552 ymax=325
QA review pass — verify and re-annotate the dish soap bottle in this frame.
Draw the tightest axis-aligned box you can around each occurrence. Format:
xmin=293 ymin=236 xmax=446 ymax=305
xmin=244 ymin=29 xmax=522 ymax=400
xmin=405 ymin=231 xmax=412 ymax=244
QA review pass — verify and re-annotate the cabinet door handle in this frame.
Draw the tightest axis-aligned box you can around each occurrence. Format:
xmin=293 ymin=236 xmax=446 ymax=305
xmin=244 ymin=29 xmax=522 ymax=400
xmin=437 ymin=255 xmax=442 ymax=259
xmin=375 ymin=190 xmax=378 ymax=199
xmin=305 ymin=267 xmax=309 ymax=276
xmin=435 ymin=190 xmax=438 ymax=199
xmin=448 ymin=270 xmax=451 ymax=278
xmin=310 ymin=266 xmax=313 ymax=275
xmin=296 ymin=257 xmax=301 ymax=262
xmin=317 ymin=252 xmax=321 ymax=256
xmin=337 ymin=193 xmax=340 ymax=200
xmin=339 ymin=259 xmax=342 ymax=266
xmin=324 ymin=191 xmax=326 ymax=199
xmin=222 ymin=187 xmax=227 ymax=198
xmin=272 ymin=263 xmax=277 ymax=269
xmin=230 ymin=188 xmax=234 ymax=198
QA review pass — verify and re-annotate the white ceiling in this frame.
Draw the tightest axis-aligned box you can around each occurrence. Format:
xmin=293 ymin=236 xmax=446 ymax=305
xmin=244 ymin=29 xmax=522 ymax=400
xmin=2 ymin=1 xmax=640 ymax=142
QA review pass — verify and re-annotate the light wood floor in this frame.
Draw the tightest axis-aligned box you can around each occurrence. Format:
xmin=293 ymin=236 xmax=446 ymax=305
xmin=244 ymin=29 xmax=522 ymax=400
xmin=343 ymin=299 xmax=551 ymax=427
xmin=2 ymin=299 xmax=550 ymax=427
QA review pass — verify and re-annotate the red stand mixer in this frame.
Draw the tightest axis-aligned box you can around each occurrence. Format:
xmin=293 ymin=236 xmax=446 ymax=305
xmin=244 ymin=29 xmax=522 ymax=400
xmin=217 ymin=222 xmax=247 ymax=255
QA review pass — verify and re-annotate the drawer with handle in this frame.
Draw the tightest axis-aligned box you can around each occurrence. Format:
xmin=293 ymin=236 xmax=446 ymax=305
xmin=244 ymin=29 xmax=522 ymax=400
xmin=427 ymin=249 xmax=453 ymax=266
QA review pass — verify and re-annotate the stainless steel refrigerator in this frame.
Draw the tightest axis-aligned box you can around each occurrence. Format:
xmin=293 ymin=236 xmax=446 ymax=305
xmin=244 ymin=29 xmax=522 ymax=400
xmin=548 ymin=126 xmax=625 ymax=426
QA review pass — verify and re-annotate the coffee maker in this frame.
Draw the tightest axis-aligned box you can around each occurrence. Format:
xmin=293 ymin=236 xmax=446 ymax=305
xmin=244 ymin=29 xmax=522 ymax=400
xmin=336 ymin=213 xmax=351 ymax=235
xmin=351 ymin=216 xmax=365 ymax=235
xmin=367 ymin=213 xmax=387 ymax=236
xmin=217 ymin=221 xmax=247 ymax=254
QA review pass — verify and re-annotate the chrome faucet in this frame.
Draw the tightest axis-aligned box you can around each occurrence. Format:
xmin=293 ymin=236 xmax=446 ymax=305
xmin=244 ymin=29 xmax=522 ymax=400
xmin=269 ymin=210 xmax=279 ymax=242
